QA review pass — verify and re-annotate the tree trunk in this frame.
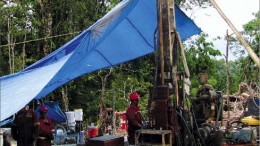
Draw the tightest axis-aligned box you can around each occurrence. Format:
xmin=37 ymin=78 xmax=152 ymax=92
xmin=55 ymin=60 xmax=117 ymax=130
xmin=7 ymin=15 xmax=12 ymax=73
xmin=22 ymin=34 xmax=27 ymax=69
xmin=7 ymin=15 xmax=16 ymax=74
xmin=210 ymin=0 xmax=260 ymax=68
xmin=98 ymin=68 xmax=113 ymax=134
xmin=61 ymin=85 xmax=69 ymax=112
xmin=39 ymin=0 xmax=52 ymax=56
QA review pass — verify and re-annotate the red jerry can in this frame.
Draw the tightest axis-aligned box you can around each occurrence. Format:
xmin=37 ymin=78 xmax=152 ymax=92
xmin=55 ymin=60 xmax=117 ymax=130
xmin=120 ymin=115 xmax=127 ymax=130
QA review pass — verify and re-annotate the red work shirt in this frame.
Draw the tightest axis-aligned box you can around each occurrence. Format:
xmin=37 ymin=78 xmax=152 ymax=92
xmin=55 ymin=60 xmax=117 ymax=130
xmin=126 ymin=106 xmax=144 ymax=144
xmin=126 ymin=106 xmax=143 ymax=128
xmin=37 ymin=117 xmax=54 ymax=146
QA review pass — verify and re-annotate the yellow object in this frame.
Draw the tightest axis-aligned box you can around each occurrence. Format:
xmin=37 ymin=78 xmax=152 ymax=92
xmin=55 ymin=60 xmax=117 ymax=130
xmin=241 ymin=116 xmax=260 ymax=126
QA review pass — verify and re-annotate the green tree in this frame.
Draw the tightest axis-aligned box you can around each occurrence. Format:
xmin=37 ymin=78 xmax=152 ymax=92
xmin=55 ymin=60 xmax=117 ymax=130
xmin=184 ymin=33 xmax=222 ymax=96
xmin=0 ymin=1 xmax=35 ymax=74
xmin=228 ymin=60 xmax=244 ymax=93
xmin=229 ymin=12 xmax=259 ymax=85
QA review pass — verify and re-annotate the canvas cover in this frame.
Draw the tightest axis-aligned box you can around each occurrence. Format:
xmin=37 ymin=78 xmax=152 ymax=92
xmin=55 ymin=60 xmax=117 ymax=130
xmin=0 ymin=0 xmax=201 ymax=121
xmin=35 ymin=101 xmax=67 ymax=123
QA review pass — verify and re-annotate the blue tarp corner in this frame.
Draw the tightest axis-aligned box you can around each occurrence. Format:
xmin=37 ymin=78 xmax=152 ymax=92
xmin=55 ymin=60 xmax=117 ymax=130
xmin=35 ymin=101 xmax=67 ymax=123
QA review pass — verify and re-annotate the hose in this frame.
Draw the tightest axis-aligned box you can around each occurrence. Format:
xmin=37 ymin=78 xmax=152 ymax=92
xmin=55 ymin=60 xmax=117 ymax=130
xmin=188 ymin=96 xmax=207 ymax=146
xmin=175 ymin=110 xmax=198 ymax=146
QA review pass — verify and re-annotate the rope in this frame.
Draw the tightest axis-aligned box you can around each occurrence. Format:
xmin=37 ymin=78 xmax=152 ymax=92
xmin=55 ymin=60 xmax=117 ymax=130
xmin=0 ymin=31 xmax=80 ymax=48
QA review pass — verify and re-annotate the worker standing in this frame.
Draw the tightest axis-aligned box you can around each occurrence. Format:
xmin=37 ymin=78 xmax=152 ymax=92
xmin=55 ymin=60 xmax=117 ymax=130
xmin=126 ymin=92 xmax=144 ymax=145
xmin=11 ymin=105 xmax=39 ymax=146
xmin=36 ymin=106 xmax=54 ymax=146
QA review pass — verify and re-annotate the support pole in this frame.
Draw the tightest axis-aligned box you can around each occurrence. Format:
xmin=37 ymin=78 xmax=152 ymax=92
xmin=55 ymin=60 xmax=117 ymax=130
xmin=226 ymin=30 xmax=230 ymax=118
xmin=210 ymin=0 xmax=260 ymax=68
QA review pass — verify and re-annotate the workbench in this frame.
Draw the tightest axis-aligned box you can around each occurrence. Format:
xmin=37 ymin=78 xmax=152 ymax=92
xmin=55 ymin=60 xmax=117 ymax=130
xmin=135 ymin=129 xmax=172 ymax=146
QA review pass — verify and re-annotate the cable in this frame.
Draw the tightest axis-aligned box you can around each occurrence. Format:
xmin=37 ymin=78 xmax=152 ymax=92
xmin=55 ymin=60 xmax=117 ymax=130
xmin=188 ymin=95 xmax=207 ymax=146
xmin=0 ymin=31 xmax=80 ymax=48
xmin=175 ymin=110 xmax=198 ymax=146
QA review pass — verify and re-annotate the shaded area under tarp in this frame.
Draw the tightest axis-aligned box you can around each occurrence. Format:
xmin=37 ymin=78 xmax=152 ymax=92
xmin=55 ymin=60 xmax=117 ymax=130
xmin=35 ymin=101 xmax=67 ymax=123
xmin=0 ymin=0 xmax=202 ymax=121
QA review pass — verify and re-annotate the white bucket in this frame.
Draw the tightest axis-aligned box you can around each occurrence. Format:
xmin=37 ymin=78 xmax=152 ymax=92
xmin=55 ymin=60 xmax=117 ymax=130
xmin=65 ymin=111 xmax=75 ymax=123
xmin=68 ymin=122 xmax=76 ymax=127
xmin=74 ymin=109 xmax=83 ymax=121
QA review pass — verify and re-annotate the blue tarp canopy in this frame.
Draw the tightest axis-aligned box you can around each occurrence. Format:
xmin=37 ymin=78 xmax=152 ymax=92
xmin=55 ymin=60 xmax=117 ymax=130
xmin=35 ymin=101 xmax=67 ymax=123
xmin=0 ymin=0 xmax=201 ymax=121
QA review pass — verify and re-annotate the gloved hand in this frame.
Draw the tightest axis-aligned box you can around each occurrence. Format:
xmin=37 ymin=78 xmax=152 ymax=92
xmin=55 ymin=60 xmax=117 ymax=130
xmin=141 ymin=121 xmax=147 ymax=128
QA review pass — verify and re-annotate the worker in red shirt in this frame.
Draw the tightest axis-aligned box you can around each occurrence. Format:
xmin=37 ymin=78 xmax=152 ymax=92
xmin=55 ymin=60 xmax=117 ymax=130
xmin=36 ymin=106 xmax=55 ymax=146
xmin=11 ymin=105 xmax=39 ymax=146
xmin=126 ymin=92 xmax=144 ymax=145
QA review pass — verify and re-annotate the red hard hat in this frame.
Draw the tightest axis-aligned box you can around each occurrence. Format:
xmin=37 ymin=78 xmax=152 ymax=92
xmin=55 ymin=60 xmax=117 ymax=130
xmin=129 ymin=92 xmax=139 ymax=101
xmin=40 ymin=106 xmax=48 ymax=112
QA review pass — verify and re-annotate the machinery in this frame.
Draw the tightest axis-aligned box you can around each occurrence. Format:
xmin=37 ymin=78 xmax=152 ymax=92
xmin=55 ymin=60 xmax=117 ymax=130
xmin=146 ymin=73 xmax=224 ymax=146
xmin=142 ymin=0 xmax=224 ymax=145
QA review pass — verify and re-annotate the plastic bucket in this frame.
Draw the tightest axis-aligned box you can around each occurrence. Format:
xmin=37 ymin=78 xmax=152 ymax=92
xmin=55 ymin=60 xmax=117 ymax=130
xmin=74 ymin=109 xmax=83 ymax=121
xmin=65 ymin=112 xmax=76 ymax=127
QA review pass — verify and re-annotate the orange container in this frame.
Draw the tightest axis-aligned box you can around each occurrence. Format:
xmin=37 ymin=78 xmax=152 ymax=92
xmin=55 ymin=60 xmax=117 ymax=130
xmin=88 ymin=126 xmax=98 ymax=138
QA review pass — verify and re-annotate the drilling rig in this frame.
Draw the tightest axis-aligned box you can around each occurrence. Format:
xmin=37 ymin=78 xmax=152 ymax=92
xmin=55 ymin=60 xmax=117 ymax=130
xmin=138 ymin=0 xmax=224 ymax=145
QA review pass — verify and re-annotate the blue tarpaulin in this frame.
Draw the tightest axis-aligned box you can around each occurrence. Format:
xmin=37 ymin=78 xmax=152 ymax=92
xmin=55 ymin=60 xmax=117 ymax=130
xmin=35 ymin=101 xmax=67 ymax=123
xmin=0 ymin=0 xmax=201 ymax=121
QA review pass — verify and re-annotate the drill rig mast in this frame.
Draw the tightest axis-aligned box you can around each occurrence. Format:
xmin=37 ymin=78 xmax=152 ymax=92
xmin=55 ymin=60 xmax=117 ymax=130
xmin=148 ymin=0 xmax=186 ymax=144
xmin=147 ymin=0 xmax=223 ymax=145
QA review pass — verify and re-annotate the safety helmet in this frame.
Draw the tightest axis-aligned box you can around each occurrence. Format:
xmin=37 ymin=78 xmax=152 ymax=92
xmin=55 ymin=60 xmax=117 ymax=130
xmin=129 ymin=92 xmax=139 ymax=101
xmin=40 ymin=105 xmax=48 ymax=112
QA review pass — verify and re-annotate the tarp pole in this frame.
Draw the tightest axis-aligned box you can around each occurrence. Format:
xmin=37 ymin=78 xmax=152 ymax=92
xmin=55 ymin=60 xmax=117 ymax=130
xmin=210 ymin=0 xmax=260 ymax=68
xmin=176 ymin=32 xmax=190 ymax=78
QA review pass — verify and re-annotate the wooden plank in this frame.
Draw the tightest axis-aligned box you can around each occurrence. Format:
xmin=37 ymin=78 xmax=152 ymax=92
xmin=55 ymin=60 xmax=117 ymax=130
xmin=135 ymin=129 xmax=172 ymax=146
xmin=136 ymin=129 xmax=172 ymax=135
